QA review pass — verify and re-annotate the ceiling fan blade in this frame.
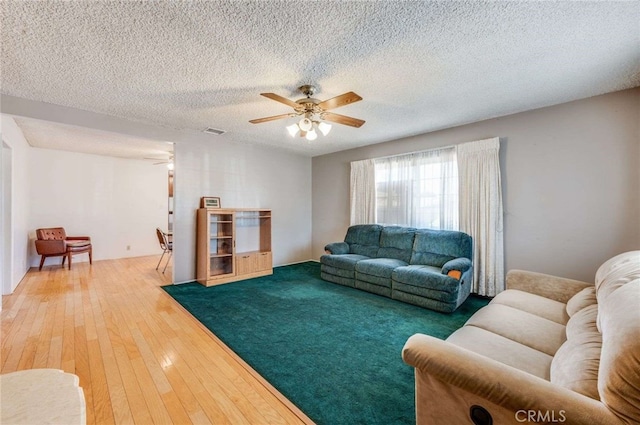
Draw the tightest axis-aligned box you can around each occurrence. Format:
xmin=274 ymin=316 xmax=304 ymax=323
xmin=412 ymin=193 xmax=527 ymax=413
xmin=249 ymin=113 xmax=292 ymax=124
xmin=322 ymin=112 xmax=365 ymax=128
xmin=260 ymin=93 xmax=300 ymax=109
xmin=317 ymin=92 xmax=362 ymax=110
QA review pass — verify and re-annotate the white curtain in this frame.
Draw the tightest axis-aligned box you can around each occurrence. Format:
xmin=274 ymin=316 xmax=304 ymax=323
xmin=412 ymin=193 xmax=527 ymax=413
xmin=374 ymin=147 xmax=458 ymax=230
xmin=457 ymin=137 xmax=504 ymax=296
xmin=350 ymin=159 xmax=376 ymax=225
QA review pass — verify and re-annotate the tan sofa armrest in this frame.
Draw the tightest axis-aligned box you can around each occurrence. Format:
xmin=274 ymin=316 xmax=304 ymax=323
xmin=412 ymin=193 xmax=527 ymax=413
xmin=402 ymin=334 xmax=616 ymax=424
xmin=506 ymin=270 xmax=593 ymax=303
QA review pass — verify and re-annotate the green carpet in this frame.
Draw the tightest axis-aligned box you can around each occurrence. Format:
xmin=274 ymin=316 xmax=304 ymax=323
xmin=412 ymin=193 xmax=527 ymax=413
xmin=162 ymin=261 xmax=488 ymax=425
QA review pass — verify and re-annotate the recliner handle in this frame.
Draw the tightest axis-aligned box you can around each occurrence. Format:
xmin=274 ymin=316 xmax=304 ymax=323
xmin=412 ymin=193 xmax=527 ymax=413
xmin=470 ymin=405 xmax=493 ymax=425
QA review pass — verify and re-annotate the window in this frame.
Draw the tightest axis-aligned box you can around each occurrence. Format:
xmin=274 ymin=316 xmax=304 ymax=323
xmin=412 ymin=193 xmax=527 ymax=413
xmin=374 ymin=147 xmax=458 ymax=230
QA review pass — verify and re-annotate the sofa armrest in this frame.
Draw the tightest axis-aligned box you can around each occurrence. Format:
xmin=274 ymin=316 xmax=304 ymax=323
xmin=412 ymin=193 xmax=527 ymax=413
xmin=442 ymin=258 xmax=472 ymax=278
xmin=402 ymin=334 xmax=616 ymax=424
xmin=506 ymin=270 xmax=593 ymax=303
xmin=324 ymin=242 xmax=349 ymax=255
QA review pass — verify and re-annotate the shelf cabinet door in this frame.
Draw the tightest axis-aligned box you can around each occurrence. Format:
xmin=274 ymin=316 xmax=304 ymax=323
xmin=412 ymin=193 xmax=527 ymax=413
xmin=236 ymin=253 xmax=257 ymax=276
xmin=257 ymin=252 xmax=272 ymax=271
xmin=197 ymin=209 xmax=236 ymax=285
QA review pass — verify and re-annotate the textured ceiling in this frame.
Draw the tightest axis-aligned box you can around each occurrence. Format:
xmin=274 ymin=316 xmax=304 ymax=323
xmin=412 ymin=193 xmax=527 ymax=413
xmin=1 ymin=1 xmax=639 ymax=158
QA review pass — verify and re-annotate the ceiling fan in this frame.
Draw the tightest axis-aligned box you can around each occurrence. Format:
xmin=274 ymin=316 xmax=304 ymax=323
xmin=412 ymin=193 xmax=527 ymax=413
xmin=249 ymin=85 xmax=365 ymax=140
xmin=144 ymin=154 xmax=174 ymax=170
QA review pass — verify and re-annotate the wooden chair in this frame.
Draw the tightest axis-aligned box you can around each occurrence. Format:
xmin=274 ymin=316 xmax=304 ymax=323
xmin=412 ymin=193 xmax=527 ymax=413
xmin=35 ymin=227 xmax=92 ymax=270
xmin=156 ymin=228 xmax=172 ymax=273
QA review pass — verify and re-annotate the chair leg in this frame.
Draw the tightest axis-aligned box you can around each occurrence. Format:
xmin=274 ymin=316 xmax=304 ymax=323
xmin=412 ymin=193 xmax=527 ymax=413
xmin=162 ymin=251 xmax=172 ymax=274
xmin=89 ymin=248 xmax=93 ymax=265
xmin=156 ymin=251 xmax=166 ymax=270
xmin=68 ymin=253 xmax=72 ymax=270
xmin=62 ymin=256 xmax=66 ymax=266
xmin=39 ymin=255 xmax=46 ymax=271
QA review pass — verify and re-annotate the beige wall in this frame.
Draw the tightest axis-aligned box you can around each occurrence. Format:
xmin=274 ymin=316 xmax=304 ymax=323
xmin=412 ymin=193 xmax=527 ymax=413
xmin=1 ymin=97 xmax=313 ymax=286
xmin=312 ymin=88 xmax=640 ymax=283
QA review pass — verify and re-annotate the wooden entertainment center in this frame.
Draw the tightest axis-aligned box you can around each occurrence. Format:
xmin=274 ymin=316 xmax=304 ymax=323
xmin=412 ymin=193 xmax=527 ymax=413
xmin=196 ymin=208 xmax=272 ymax=286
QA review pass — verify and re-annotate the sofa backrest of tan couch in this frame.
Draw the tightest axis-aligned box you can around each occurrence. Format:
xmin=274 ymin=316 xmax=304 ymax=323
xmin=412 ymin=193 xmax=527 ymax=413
xmin=595 ymin=252 xmax=640 ymax=424
xmin=551 ymin=251 xmax=640 ymax=424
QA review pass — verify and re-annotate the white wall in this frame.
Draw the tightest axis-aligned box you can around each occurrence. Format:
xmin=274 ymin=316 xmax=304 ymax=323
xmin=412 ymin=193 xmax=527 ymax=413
xmin=28 ymin=148 xmax=169 ymax=267
xmin=1 ymin=98 xmax=313 ymax=287
xmin=312 ymin=88 xmax=640 ymax=283
xmin=1 ymin=116 xmax=32 ymax=293
xmin=173 ymin=138 xmax=312 ymax=283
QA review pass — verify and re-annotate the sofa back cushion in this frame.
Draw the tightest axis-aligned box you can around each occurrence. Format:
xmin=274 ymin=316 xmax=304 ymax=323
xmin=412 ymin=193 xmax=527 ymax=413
xmin=594 ymin=251 xmax=640 ymax=335
xmin=566 ymin=286 xmax=597 ymax=317
xmin=595 ymin=251 xmax=640 ymax=305
xmin=410 ymin=229 xmax=472 ymax=267
xmin=597 ymin=279 xmax=640 ymax=424
xmin=550 ymin=304 xmax=601 ymax=400
xmin=344 ymin=224 xmax=383 ymax=258
xmin=377 ymin=226 xmax=416 ymax=262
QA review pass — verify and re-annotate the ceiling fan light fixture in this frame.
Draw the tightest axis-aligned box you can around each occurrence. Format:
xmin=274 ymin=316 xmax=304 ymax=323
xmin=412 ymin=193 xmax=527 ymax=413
xmin=298 ymin=117 xmax=313 ymax=132
xmin=286 ymin=123 xmax=299 ymax=137
xmin=305 ymin=129 xmax=318 ymax=141
xmin=318 ymin=121 xmax=332 ymax=136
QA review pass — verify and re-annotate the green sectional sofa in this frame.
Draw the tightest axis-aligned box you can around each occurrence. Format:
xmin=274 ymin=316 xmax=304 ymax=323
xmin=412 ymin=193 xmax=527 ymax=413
xmin=320 ymin=224 xmax=473 ymax=313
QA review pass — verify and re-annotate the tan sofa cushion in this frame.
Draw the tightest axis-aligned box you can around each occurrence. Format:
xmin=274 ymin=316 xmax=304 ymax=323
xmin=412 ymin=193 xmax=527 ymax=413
xmin=598 ymin=279 xmax=640 ymax=424
xmin=566 ymin=304 xmax=599 ymax=340
xmin=595 ymin=250 xmax=640 ymax=303
xmin=550 ymin=304 xmax=601 ymax=400
xmin=491 ymin=289 xmax=568 ymax=324
xmin=447 ymin=325 xmax=553 ymax=379
xmin=465 ymin=303 xmax=566 ymax=356
xmin=566 ymin=286 xmax=597 ymax=317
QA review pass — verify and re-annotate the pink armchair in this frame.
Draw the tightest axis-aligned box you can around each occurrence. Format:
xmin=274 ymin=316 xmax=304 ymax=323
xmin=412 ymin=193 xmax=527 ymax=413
xmin=35 ymin=227 xmax=92 ymax=270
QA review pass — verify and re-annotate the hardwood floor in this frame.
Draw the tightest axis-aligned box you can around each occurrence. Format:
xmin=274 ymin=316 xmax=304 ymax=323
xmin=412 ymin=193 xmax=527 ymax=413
xmin=1 ymin=256 xmax=312 ymax=424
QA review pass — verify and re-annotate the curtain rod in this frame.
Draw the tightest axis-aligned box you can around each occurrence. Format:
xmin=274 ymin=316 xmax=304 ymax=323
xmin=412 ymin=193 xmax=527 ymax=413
xmin=358 ymin=144 xmax=456 ymax=162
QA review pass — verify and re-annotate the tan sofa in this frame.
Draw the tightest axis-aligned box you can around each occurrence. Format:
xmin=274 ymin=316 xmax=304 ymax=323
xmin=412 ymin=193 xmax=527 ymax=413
xmin=402 ymin=251 xmax=640 ymax=425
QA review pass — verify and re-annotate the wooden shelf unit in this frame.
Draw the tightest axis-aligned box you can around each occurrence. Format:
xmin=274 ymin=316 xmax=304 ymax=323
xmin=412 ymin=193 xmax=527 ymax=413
xmin=196 ymin=208 xmax=272 ymax=286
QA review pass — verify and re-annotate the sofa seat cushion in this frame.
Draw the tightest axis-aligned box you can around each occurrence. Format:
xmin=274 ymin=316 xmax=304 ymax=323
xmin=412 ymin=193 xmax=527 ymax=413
xmin=393 ymin=282 xmax=460 ymax=304
xmin=356 ymin=258 xmax=408 ymax=279
xmin=447 ymin=325 xmax=553 ymax=380
xmin=66 ymin=240 xmax=91 ymax=249
xmin=320 ymin=254 xmax=369 ymax=271
xmin=465 ymin=304 xmax=566 ymax=356
xmin=392 ymin=265 xmax=459 ymax=293
xmin=320 ymin=265 xmax=356 ymax=279
xmin=550 ymin=304 xmax=601 ymax=400
xmin=491 ymin=289 xmax=569 ymax=325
